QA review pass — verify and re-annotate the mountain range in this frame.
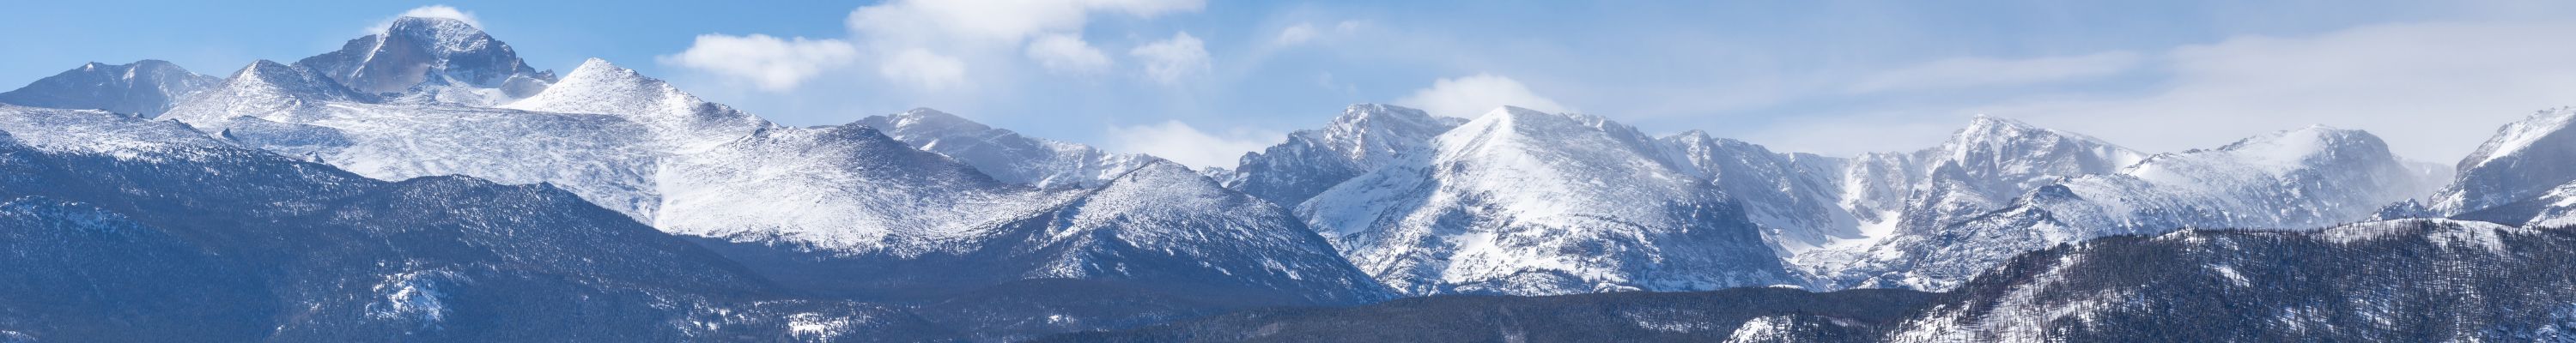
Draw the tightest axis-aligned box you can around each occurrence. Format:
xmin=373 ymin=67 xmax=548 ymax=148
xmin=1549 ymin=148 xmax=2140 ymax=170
xmin=1 ymin=15 xmax=2570 ymax=342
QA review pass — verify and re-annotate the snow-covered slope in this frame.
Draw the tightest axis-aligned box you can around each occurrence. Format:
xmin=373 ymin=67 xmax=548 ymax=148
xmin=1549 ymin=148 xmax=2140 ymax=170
xmin=501 ymin=58 xmax=769 ymax=152
xmin=1833 ymin=153 xmax=1924 ymax=238
xmin=146 ymin=18 xmax=1389 ymax=322
xmin=1889 ymin=115 xmax=2147 ymax=233
xmin=1072 ymin=218 xmax=2576 ymax=342
xmin=1662 ymin=131 xmax=1860 ymax=254
xmin=971 ymin=161 xmax=1390 ymax=304
xmin=1303 ymin=106 xmax=1796 ymax=296
xmin=1226 ymin=104 xmax=1465 ymax=207
xmin=2430 ymin=107 xmax=2576 ymax=226
xmin=656 ymin=123 xmax=1041 ymax=252
xmin=665 ymin=131 xmax=1392 ymax=301
xmin=161 ymin=60 xmax=375 ymax=125
xmin=1793 ymin=116 xmax=2145 ymax=271
xmin=167 ymin=69 xmax=666 ymax=222
xmin=852 ymin=108 xmax=1150 ymax=189
xmin=1831 ymin=126 xmax=2433 ymax=290
xmin=0 ymin=60 xmax=220 ymax=117
xmin=295 ymin=16 xmax=553 ymax=105
xmin=0 ymin=105 xmax=947 ymax=341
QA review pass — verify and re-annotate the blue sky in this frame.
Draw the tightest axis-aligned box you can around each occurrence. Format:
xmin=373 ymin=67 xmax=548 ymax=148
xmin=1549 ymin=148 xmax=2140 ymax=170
xmin=8 ymin=1 xmax=2576 ymax=167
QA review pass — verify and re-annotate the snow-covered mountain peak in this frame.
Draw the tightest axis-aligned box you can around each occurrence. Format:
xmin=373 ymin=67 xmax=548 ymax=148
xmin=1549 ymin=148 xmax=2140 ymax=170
xmin=1222 ymin=104 xmax=1463 ymax=208
xmin=1467 ymin=105 xmax=1614 ymax=131
xmin=1099 ymin=159 xmax=1213 ymax=190
xmin=1954 ymin=114 xmax=2042 ymax=141
xmin=501 ymin=57 xmax=766 ymax=149
xmin=234 ymin=59 xmax=355 ymax=93
xmin=1326 ymin=104 xmax=1453 ymax=132
xmin=884 ymin=107 xmax=987 ymax=130
xmin=2190 ymin=125 xmax=2380 ymax=172
xmin=2429 ymin=107 xmax=2576 ymax=220
xmin=120 ymin=60 xmax=177 ymax=75
xmin=1918 ymin=114 xmax=2146 ymax=200
xmin=854 ymin=108 xmax=1151 ymax=189
xmin=868 ymin=107 xmax=1012 ymax=142
xmin=562 ymin=57 xmax=639 ymax=81
xmin=1309 ymin=104 xmax=1461 ymax=165
xmin=501 ymin=57 xmax=691 ymax=115
xmin=1961 ymin=112 xmax=2012 ymax=127
xmin=1665 ymin=129 xmax=1719 ymax=141
xmin=1658 ymin=129 xmax=1785 ymax=163
xmin=2122 ymin=126 xmax=2415 ymax=189
xmin=1302 ymin=105 xmax=1800 ymax=295
xmin=295 ymin=15 xmax=551 ymax=103
xmin=1939 ymin=115 xmax=2135 ymax=163
xmin=0 ymin=59 xmax=220 ymax=117
xmin=1440 ymin=106 xmax=1675 ymax=177
xmin=1447 ymin=106 xmax=1668 ymax=159
xmin=159 ymin=60 xmax=369 ymax=125
xmin=237 ymin=60 xmax=295 ymax=79
xmin=2462 ymin=107 xmax=2576 ymax=170
xmin=1831 ymin=124 xmax=2433 ymax=291
xmin=384 ymin=16 xmax=489 ymax=51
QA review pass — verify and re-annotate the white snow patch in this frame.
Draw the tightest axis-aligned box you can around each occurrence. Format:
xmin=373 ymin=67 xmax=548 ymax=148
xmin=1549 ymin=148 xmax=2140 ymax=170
xmin=2207 ymin=263 xmax=2251 ymax=287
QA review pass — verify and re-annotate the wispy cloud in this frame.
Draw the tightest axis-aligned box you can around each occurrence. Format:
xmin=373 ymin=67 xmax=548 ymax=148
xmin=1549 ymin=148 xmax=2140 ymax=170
xmin=1847 ymin=51 xmax=2144 ymax=93
xmin=1397 ymin=74 xmax=1571 ymax=117
xmin=846 ymin=0 xmax=1205 ymax=90
xmin=371 ymin=5 xmax=481 ymax=33
xmin=1274 ymin=21 xmax=1362 ymax=46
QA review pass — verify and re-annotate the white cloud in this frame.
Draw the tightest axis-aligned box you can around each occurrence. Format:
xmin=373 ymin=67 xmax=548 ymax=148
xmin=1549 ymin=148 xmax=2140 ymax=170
xmin=372 ymin=5 xmax=482 ymax=33
xmin=1130 ymin=32 xmax=1212 ymax=84
xmin=880 ymin=48 xmax=969 ymax=90
xmin=1276 ymin=23 xmax=1319 ymax=45
xmin=658 ymin=34 xmax=860 ymax=91
xmin=1107 ymin=121 xmax=1282 ymax=169
xmin=1025 ymin=33 xmax=1111 ymax=74
xmin=847 ymin=0 xmax=1203 ymax=45
xmin=1848 ymin=51 xmax=2143 ymax=93
xmin=1274 ymin=21 xmax=1364 ymax=46
xmin=833 ymin=0 xmax=1206 ymax=90
xmin=663 ymin=0 xmax=1204 ymax=93
xmin=1396 ymin=74 xmax=1572 ymax=117
xmin=1335 ymin=20 xmax=1364 ymax=33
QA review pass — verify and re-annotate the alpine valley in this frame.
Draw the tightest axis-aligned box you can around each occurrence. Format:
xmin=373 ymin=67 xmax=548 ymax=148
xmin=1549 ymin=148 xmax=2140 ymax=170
xmin=1 ymin=15 xmax=2571 ymax=343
